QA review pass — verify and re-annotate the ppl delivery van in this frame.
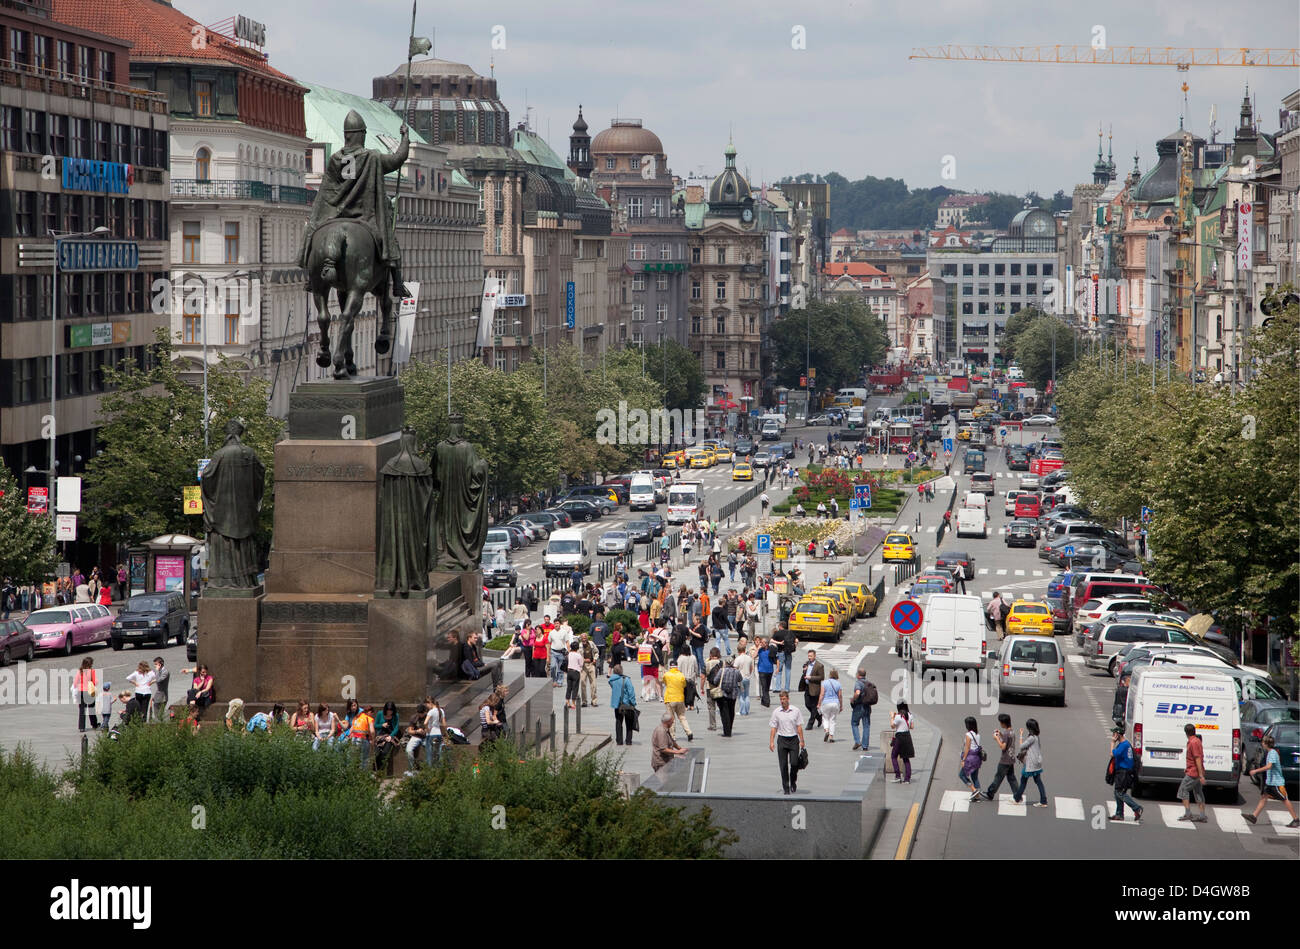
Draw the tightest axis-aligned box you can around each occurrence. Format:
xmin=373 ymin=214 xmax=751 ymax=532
xmin=1125 ymin=666 xmax=1241 ymax=789
xmin=542 ymin=528 xmax=590 ymax=578
xmin=628 ymin=474 xmax=656 ymax=511
xmin=912 ymin=593 xmax=987 ymax=677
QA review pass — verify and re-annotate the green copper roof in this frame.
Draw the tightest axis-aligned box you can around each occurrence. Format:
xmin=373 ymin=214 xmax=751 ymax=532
xmin=302 ymin=83 xmax=428 ymax=151
xmin=683 ymin=202 xmax=708 ymax=229
xmin=512 ymin=128 xmax=568 ymax=174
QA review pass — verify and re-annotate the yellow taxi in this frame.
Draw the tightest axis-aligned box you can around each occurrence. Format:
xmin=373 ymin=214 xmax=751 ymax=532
xmin=972 ymin=405 xmax=993 ymax=419
xmin=732 ymin=462 xmax=753 ymax=481
xmin=810 ymin=585 xmax=854 ymax=627
xmin=882 ymin=532 xmax=917 ymax=563
xmin=687 ymin=450 xmax=711 ymax=469
xmin=957 ymin=428 xmax=974 ymax=441
xmin=713 ymin=446 xmax=733 ymax=462
xmin=832 ymin=579 xmax=878 ymax=619
xmin=1006 ymin=599 xmax=1053 ymax=636
xmin=661 ymin=450 xmax=685 ymax=469
xmin=788 ymin=595 xmax=842 ymax=638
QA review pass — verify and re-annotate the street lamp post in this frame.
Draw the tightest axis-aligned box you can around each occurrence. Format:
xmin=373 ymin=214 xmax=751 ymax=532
xmin=48 ymin=226 xmax=109 ymax=511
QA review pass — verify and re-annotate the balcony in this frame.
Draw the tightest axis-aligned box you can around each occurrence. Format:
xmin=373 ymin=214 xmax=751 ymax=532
xmin=0 ymin=59 xmax=167 ymax=114
xmin=171 ymin=179 xmax=318 ymax=205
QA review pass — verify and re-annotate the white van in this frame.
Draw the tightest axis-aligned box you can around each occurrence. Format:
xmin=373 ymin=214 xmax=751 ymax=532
xmin=1126 ymin=666 xmax=1241 ymax=789
xmin=542 ymin=528 xmax=590 ymax=578
xmin=962 ymin=492 xmax=987 ymax=516
xmin=628 ymin=474 xmax=656 ymax=511
xmin=955 ymin=507 xmax=987 ymax=538
xmin=912 ymin=593 xmax=987 ymax=677
xmin=760 ymin=418 xmax=781 ymax=441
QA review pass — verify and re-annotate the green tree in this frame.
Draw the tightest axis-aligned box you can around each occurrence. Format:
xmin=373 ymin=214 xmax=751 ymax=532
xmin=642 ymin=338 xmax=706 ymax=412
xmin=401 ymin=358 xmax=558 ymax=498
xmin=82 ymin=332 xmax=282 ymax=548
xmin=0 ymin=463 xmax=57 ymax=583
xmin=1010 ymin=314 xmax=1076 ymax=387
xmin=767 ymin=299 xmax=888 ymax=393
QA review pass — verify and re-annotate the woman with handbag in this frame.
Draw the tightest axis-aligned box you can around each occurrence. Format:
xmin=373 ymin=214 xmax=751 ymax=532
xmin=75 ymin=657 xmax=99 ymax=731
xmin=565 ymin=641 xmax=583 ymax=710
xmin=1012 ymin=718 xmax=1048 ymax=806
xmin=890 ymin=702 xmax=915 ymax=783
xmin=959 ymin=715 xmax=984 ymax=803
xmin=609 ymin=663 xmax=638 ymax=745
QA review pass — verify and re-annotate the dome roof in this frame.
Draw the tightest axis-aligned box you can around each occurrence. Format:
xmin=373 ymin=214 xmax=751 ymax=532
xmin=591 ymin=120 xmax=664 ymax=155
xmin=388 ymin=58 xmax=482 ymax=78
xmin=708 ymin=142 xmax=751 ymax=208
xmin=573 ymin=107 xmax=588 ymax=133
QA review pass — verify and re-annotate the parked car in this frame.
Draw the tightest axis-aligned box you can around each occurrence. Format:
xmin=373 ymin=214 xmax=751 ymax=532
xmin=597 ymin=530 xmax=634 ymax=556
xmin=1005 ymin=522 xmax=1037 ymax=548
xmin=642 ymin=513 xmax=665 ymax=537
xmin=481 ymin=549 xmax=518 ymax=588
xmin=556 ymin=499 xmax=603 ymax=522
xmin=807 ymin=414 xmax=830 ymax=426
xmin=110 ymin=591 xmax=189 ymax=650
xmin=27 ymin=604 xmax=114 ymax=655
xmin=996 ymin=635 xmax=1066 ymax=705
xmin=535 ymin=509 xmax=573 ymax=530
xmin=185 ymin=626 xmax=197 ymax=662
xmin=507 ymin=516 xmax=549 ymax=541
xmin=0 ymin=617 xmax=36 ymax=665
xmin=485 ymin=527 xmax=520 ymax=551
xmin=625 ymin=519 xmax=654 ymax=543
xmin=1024 ymin=414 xmax=1057 ymax=426
xmin=503 ymin=524 xmax=531 ymax=548
xmin=1041 ymin=468 xmax=1071 ymax=489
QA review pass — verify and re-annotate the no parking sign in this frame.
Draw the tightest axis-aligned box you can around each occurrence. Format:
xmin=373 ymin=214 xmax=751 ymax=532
xmin=890 ymin=599 xmax=924 ymax=635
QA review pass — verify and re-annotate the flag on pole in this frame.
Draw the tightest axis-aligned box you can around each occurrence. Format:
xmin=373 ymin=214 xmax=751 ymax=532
xmin=410 ymin=35 xmax=432 ymax=57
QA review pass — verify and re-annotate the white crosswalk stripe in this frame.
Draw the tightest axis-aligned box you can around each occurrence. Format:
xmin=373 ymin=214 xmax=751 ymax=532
xmin=1014 ymin=570 xmax=1025 ymax=576
xmin=1066 ymin=655 xmax=1085 ymax=665
xmin=1032 ymin=570 xmax=1044 ymax=577
xmin=996 ymin=569 xmax=1008 ymax=575
xmin=978 ymin=568 xmax=990 ymax=575
xmin=940 ymin=789 xmax=972 ymax=813
xmin=1056 ymin=797 xmax=1086 ymax=820
xmin=997 ymin=794 xmax=1027 ymax=816
xmin=1158 ymin=805 xmax=1197 ymax=829
xmin=939 ymin=797 xmax=1294 ymax=836
xmin=1212 ymin=809 xmax=1254 ymax=834
xmin=1268 ymin=812 xmax=1300 ymax=836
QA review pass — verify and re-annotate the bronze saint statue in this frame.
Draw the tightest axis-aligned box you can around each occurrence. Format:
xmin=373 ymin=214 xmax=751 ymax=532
xmin=431 ymin=414 xmax=488 ymax=571
xmin=200 ymin=419 xmax=266 ymax=588
xmin=376 ymin=428 xmax=434 ymax=595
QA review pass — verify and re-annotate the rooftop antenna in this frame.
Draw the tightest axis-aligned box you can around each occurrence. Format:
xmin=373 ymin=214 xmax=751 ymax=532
xmin=1208 ymin=103 xmax=1218 ymax=142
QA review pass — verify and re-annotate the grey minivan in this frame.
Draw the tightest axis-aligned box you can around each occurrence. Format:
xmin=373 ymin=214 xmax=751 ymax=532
xmin=996 ymin=635 xmax=1065 ymax=705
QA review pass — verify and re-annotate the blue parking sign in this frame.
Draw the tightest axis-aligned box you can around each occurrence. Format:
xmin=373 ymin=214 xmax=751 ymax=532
xmin=942 ymin=437 xmax=954 ymax=453
xmin=1141 ymin=506 xmax=1152 ymax=524
xmin=755 ymin=533 xmax=772 ymax=553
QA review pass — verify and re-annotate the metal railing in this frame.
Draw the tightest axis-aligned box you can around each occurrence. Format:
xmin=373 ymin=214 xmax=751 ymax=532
xmin=170 ymin=178 xmax=318 ymax=205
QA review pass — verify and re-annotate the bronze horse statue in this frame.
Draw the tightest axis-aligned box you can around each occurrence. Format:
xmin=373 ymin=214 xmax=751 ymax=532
xmin=305 ymin=218 xmax=393 ymax=379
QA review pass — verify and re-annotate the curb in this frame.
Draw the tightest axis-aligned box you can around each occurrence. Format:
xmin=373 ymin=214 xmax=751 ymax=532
xmin=893 ymin=716 xmax=943 ymax=861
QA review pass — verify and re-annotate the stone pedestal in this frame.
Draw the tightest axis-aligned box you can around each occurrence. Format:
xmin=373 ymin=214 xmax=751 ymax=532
xmin=198 ymin=375 xmax=486 ymax=710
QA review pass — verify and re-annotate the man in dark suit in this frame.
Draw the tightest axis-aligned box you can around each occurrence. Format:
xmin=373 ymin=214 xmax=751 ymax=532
xmin=800 ymin=650 xmax=825 ymax=730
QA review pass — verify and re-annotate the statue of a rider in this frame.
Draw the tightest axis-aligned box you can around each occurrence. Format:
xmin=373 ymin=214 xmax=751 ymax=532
xmin=298 ymin=109 xmax=410 ymax=298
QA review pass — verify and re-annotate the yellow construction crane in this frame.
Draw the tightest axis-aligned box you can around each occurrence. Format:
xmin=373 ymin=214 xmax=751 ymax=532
xmin=909 ymin=45 xmax=1298 ymax=70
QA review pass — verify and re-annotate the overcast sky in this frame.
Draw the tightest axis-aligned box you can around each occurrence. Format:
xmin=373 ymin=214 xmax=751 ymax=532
xmin=179 ymin=0 xmax=1299 ymax=195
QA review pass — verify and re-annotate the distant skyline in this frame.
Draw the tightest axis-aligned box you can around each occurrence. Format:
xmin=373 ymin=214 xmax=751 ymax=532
xmin=172 ymin=0 xmax=1298 ymax=195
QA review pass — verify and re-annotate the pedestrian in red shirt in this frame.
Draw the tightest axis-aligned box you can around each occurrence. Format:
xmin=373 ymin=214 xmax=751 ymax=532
xmin=1177 ymin=723 xmax=1208 ymax=823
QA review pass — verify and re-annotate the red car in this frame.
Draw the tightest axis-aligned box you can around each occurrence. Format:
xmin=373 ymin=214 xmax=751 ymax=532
xmin=1014 ymin=495 xmax=1042 ymax=519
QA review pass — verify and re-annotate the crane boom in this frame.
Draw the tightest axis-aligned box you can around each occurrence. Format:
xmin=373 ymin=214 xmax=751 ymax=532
xmin=909 ymin=45 xmax=1298 ymax=69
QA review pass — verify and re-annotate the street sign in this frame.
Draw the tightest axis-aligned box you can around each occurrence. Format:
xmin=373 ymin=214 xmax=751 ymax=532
xmin=56 ymin=476 xmax=81 ymax=513
xmin=1062 ymin=545 xmax=1074 ymax=557
xmin=890 ymin=599 xmax=924 ymax=635
xmin=55 ymin=514 xmax=77 ymax=541
xmin=999 ymin=428 xmax=1007 ymax=438
xmin=942 ymin=437 xmax=954 ymax=453
xmin=773 ymin=542 xmax=789 ymax=561
xmin=183 ymin=485 xmax=204 ymax=515
xmin=854 ymin=484 xmax=872 ymax=502
xmin=755 ymin=533 xmax=772 ymax=553
xmin=1141 ymin=506 xmax=1152 ymax=524
xmin=27 ymin=487 xmax=48 ymax=514
xmin=565 ymin=281 xmax=576 ymax=329
xmin=197 ymin=458 xmax=211 ymax=482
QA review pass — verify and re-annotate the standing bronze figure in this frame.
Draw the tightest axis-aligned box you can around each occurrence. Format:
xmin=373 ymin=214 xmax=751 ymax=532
xmin=376 ymin=428 xmax=435 ymax=595
xmin=431 ymin=415 xmax=488 ymax=571
xmin=200 ymin=419 xmax=266 ymax=588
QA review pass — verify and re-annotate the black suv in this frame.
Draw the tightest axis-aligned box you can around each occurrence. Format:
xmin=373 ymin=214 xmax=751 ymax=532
xmin=111 ymin=591 xmax=189 ymax=649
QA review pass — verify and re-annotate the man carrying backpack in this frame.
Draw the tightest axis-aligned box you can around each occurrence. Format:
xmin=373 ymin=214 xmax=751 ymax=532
xmin=850 ymin=666 xmax=879 ymax=750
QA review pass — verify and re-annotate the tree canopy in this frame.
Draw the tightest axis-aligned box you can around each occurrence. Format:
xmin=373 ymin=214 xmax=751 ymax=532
xmin=1055 ymin=297 xmax=1298 ymax=637
xmin=82 ymin=332 xmax=283 ymax=548
xmin=0 ymin=463 xmax=57 ymax=584
xmin=1000 ymin=306 xmax=1078 ymax=387
xmin=766 ymin=299 xmax=888 ymax=394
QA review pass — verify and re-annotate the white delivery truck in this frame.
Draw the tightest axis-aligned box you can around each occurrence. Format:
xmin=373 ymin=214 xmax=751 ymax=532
xmin=1126 ymin=666 xmax=1242 ymax=790
xmin=962 ymin=492 xmax=988 ymax=517
xmin=542 ymin=528 xmax=591 ymax=578
xmin=912 ymin=593 xmax=987 ymax=677
xmin=666 ymin=480 xmax=704 ymax=524
xmin=628 ymin=473 xmax=656 ymax=511
xmin=955 ymin=507 xmax=986 ymax=538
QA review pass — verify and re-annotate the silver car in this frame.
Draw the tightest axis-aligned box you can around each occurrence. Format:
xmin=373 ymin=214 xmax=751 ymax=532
xmin=996 ymin=635 xmax=1065 ymax=705
xmin=597 ymin=530 xmax=633 ymax=556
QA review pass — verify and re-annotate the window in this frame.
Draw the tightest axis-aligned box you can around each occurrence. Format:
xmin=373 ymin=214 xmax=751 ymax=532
xmin=47 ymin=113 xmax=68 ymax=157
xmin=961 ymin=302 xmax=972 ymax=315
xmin=113 ymin=124 xmax=128 ymax=163
xmin=77 ymin=44 xmax=90 ymax=80
xmin=715 ymin=350 xmax=725 ymax=370
xmin=9 ymin=29 xmax=27 ymax=67
xmin=715 ymin=315 xmax=725 ymax=334
xmin=493 ymin=226 xmax=502 ymax=255
xmin=691 ymin=279 xmax=702 ymax=300
xmin=494 ymin=350 xmax=506 ymax=371
xmin=1027 ymin=264 xmax=1037 ymax=276
xmin=716 ymin=247 xmax=726 ymax=264
xmin=483 ymin=110 xmax=496 ymax=143
xmin=1010 ymin=264 xmax=1021 ymax=276
xmin=14 ymin=190 xmax=34 ymax=237
xmin=439 ymin=108 xmax=457 ymax=142
xmin=1042 ymin=263 xmax=1054 ymax=277
xmin=629 ymin=157 xmax=640 ymax=170
xmin=629 ymin=243 xmax=646 ymax=261
xmin=493 ymin=179 xmax=503 ymax=211
xmin=994 ymin=302 xmax=1006 ymax=315
xmin=23 ymin=109 xmax=44 ymax=153
xmin=223 ymin=222 xmax=240 ymax=263
xmin=941 ymin=263 xmax=957 ymax=277
xmin=994 ymin=282 xmax=1005 ymax=295
xmin=627 ymin=196 xmax=643 ymax=218
xmin=978 ymin=263 xmax=989 ymax=275
xmin=994 ymin=263 xmax=1005 ymax=276
xmin=97 ymin=49 xmax=113 ymax=83
xmin=0 ymin=106 xmax=17 ymax=151
xmin=1026 ymin=283 xmax=1037 ymax=296
xmin=149 ymin=200 xmax=165 ymax=241
xmin=41 ymin=193 xmax=58 ymax=237
xmin=224 ymin=305 xmax=239 ymax=344
xmin=978 ymin=302 xmax=988 ymax=314
xmin=656 ymin=274 xmax=668 ymax=291
xmin=691 ymin=247 xmax=701 ymax=263
xmin=691 ymin=315 xmax=702 ymax=334
xmin=1010 ymin=284 xmax=1021 ymax=296
xmin=604 ymin=157 xmax=615 ymax=170
xmin=651 ymin=197 xmax=664 ymax=217
xmin=632 ymin=273 xmax=645 ymax=291
xmin=961 ymin=284 xmax=972 ymax=296
xmin=183 ymin=221 xmax=201 ymax=263
xmin=195 ymin=147 xmax=210 ymax=180
xmin=715 ymin=280 xmax=726 ymax=301
xmin=196 ymin=81 xmax=213 ymax=117
xmin=476 ymin=180 xmax=484 ymax=211
xmin=657 ymin=302 xmax=668 ymax=323
xmin=464 ymin=110 xmax=477 ymax=142
xmin=32 ymin=34 xmax=49 ymax=73
xmin=962 ymin=264 xmax=973 ymax=276
xmin=56 ymin=39 xmax=71 ymax=77
xmin=632 ymin=303 xmax=645 ymax=321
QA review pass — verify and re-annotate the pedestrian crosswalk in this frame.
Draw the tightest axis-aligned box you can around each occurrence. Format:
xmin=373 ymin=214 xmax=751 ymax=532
xmin=937 ymin=789 xmax=1300 ymax=837
xmin=975 ymin=568 xmax=1047 ymax=577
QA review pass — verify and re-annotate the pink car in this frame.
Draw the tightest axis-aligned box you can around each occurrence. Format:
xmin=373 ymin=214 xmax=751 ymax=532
xmin=27 ymin=604 xmax=114 ymax=656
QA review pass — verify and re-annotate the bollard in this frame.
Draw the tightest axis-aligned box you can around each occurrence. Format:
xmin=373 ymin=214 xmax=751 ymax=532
xmin=549 ymin=711 xmax=557 ymax=753
xmin=563 ymin=704 xmax=570 ymax=743
xmin=534 ymin=718 xmax=542 ymax=756
xmin=575 ymin=699 xmax=582 ymax=734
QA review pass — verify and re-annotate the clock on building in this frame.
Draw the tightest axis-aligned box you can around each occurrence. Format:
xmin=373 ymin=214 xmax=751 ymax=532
xmin=741 ymin=208 xmax=753 ymax=223
xmin=1030 ymin=216 xmax=1050 ymax=236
